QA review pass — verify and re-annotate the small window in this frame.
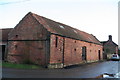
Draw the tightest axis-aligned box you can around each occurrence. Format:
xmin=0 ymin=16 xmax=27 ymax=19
xmin=15 ymin=35 xmax=18 ymax=38
xmin=58 ymin=60 xmax=61 ymax=61
xmin=59 ymin=25 xmax=65 ymax=29
xmin=55 ymin=36 xmax=58 ymax=47
xmin=15 ymin=45 xmax=17 ymax=49
xmin=74 ymin=41 xmax=76 ymax=43
xmin=88 ymin=37 xmax=92 ymax=40
xmin=73 ymin=30 xmax=77 ymax=33
xmin=90 ymin=50 xmax=92 ymax=52
xmin=74 ymin=48 xmax=76 ymax=51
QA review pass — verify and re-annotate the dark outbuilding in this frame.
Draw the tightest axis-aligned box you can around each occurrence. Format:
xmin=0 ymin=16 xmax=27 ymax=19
xmin=0 ymin=28 xmax=13 ymax=60
xmin=101 ymin=35 xmax=118 ymax=60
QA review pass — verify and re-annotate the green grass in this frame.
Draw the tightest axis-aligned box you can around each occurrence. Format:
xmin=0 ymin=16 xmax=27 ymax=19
xmin=2 ymin=62 xmax=44 ymax=69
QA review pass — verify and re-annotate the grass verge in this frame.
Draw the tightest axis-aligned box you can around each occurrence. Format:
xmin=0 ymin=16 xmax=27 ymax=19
xmin=2 ymin=62 xmax=44 ymax=69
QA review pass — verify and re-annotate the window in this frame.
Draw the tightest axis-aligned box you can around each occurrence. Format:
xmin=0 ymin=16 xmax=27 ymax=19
xmin=59 ymin=25 xmax=65 ymax=29
xmin=73 ymin=30 xmax=77 ymax=33
xmin=15 ymin=35 xmax=18 ymax=38
xmin=74 ymin=48 xmax=76 ymax=51
xmin=15 ymin=45 xmax=18 ymax=49
xmin=88 ymin=37 xmax=92 ymax=40
xmin=75 ymin=41 xmax=76 ymax=43
xmin=58 ymin=60 xmax=61 ymax=61
xmin=82 ymin=46 xmax=87 ymax=60
xmin=55 ymin=36 xmax=58 ymax=47
xmin=90 ymin=50 xmax=92 ymax=52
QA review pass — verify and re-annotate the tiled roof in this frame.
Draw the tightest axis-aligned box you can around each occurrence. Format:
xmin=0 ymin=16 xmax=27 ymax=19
xmin=29 ymin=12 xmax=101 ymax=45
xmin=101 ymin=41 xmax=118 ymax=46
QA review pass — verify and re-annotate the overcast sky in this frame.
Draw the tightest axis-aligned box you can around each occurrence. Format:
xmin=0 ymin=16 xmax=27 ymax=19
xmin=0 ymin=0 xmax=119 ymax=45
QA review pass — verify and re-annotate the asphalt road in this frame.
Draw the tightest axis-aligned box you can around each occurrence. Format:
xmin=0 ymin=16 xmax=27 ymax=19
xmin=2 ymin=61 xmax=120 ymax=78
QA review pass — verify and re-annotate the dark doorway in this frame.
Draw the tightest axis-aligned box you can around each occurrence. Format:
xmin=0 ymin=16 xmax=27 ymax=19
xmin=82 ymin=46 xmax=87 ymax=60
xmin=98 ymin=50 xmax=101 ymax=60
xmin=2 ymin=45 xmax=6 ymax=60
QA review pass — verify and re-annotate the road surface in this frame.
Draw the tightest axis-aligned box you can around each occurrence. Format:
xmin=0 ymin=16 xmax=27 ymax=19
xmin=2 ymin=61 xmax=120 ymax=78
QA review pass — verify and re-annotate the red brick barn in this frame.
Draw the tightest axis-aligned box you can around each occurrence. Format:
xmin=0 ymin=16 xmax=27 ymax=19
xmin=7 ymin=12 xmax=103 ymax=68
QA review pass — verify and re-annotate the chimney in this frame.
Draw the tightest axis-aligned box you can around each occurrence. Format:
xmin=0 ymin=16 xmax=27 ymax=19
xmin=109 ymin=35 xmax=112 ymax=41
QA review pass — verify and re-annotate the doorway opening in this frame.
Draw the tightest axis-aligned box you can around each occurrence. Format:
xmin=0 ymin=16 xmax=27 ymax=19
xmin=82 ymin=46 xmax=87 ymax=60
xmin=98 ymin=50 xmax=101 ymax=60
xmin=2 ymin=45 xmax=6 ymax=60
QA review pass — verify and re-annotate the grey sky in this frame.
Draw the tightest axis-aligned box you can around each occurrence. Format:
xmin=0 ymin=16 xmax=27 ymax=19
xmin=0 ymin=0 xmax=119 ymax=45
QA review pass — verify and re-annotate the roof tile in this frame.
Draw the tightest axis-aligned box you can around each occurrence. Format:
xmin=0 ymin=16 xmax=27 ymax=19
xmin=30 ymin=12 xmax=101 ymax=45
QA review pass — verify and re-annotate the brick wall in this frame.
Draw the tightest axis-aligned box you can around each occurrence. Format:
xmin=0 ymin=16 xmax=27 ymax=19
xmin=64 ymin=37 xmax=103 ymax=66
xmin=104 ymin=41 xmax=118 ymax=54
xmin=7 ymin=41 xmax=47 ymax=65
xmin=7 ymin=13 xmax=50 ymax=65
xmin=49 ymin=34 xmax=103 ymax=67
xmin=49 ymin=35 xmax=64 ymax=64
